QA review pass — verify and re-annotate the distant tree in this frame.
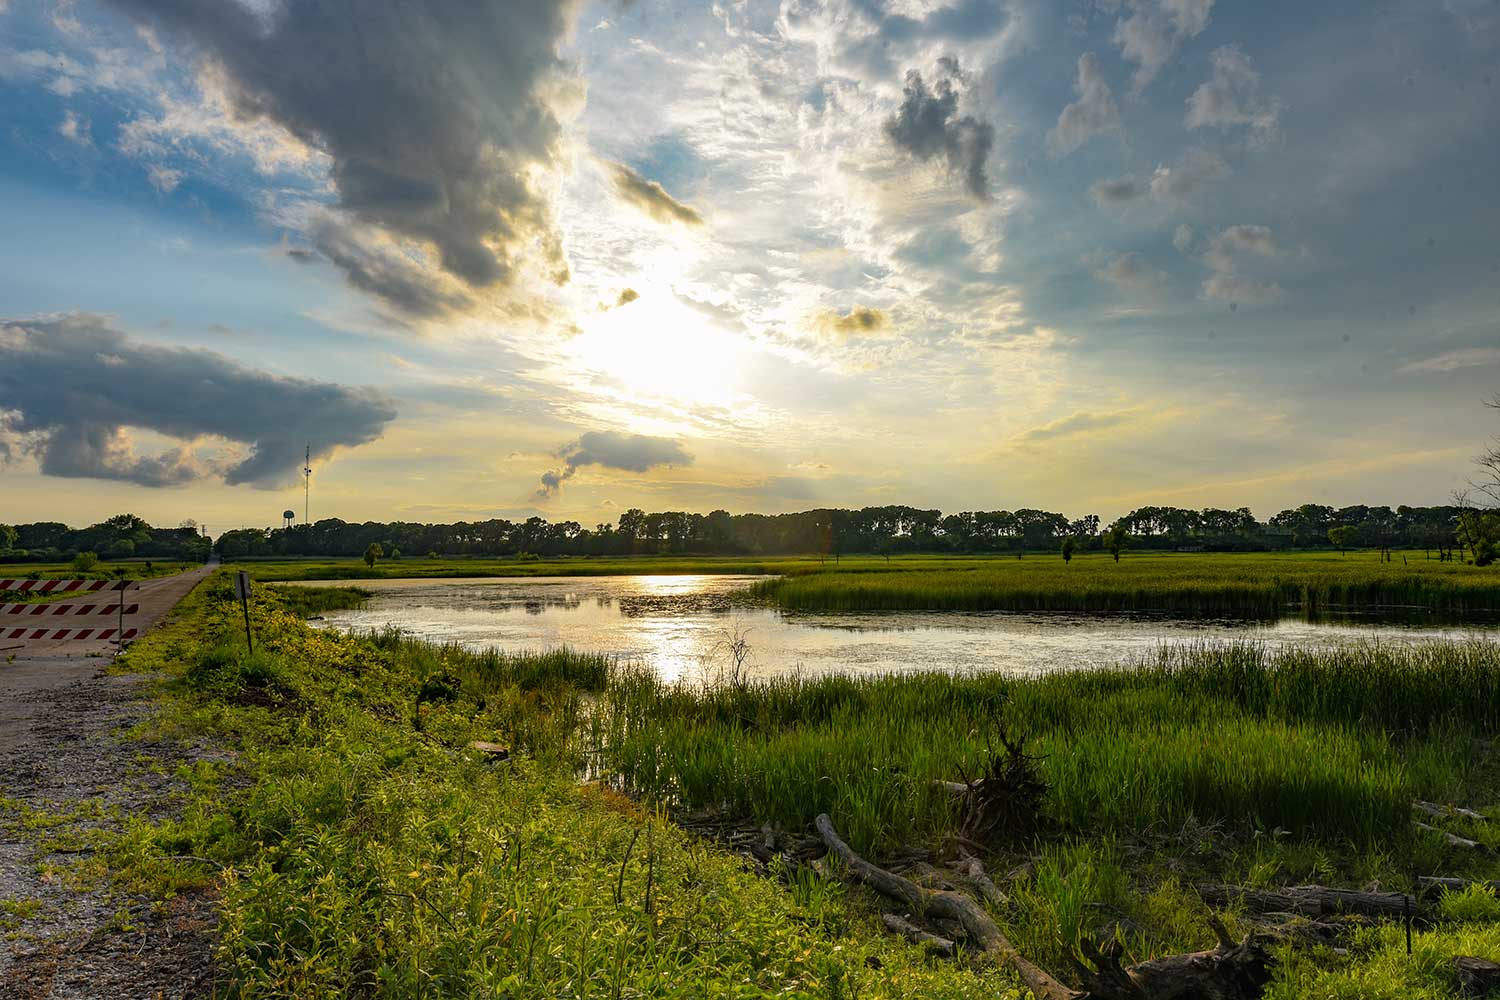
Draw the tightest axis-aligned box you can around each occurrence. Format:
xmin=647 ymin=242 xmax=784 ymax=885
xmin=0 ymin=524 xmax=16 ymax=551
xmin=428 ymin=550 xmax=439 ymax=559
xmin=1103 ymin=524 xmax=1128 ymax=562
xmin=1061 ymin=536 xmax=1076 ymax=564
xmin=1327 ymin=526 xmax=1358 ymax=555
xmin=389 ymin=546 xmax=402 ymax=560
xmin=104 ymin=539 xmax=135 ymax=560
xmin=72 ymin=551 xmax=99 ymax=572
xmin=364 ymin=542 xmax=383 ymax=568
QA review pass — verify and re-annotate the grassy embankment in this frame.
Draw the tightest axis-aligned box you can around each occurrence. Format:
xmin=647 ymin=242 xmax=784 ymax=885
xmin=750 ymin=551 xmax=1500 ymax=617
xmin=87 ymin=573 xmax=1500 ymax=997
xmin=241 ymin=554 xmax=835 ymax=581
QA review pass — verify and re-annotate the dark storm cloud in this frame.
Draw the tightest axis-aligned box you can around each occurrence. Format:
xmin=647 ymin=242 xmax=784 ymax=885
xmin=106 ymin=0 xmax=581 ymax=315
xmin=536 ymin=430 xmax=692 ymax=499
xmin=609 ymin=162 xmax=704 ymax=226
xmin=883 ymin=61 xmax=994 ymax=200
xmin=0 ymin=314 xmax=396 ymax=488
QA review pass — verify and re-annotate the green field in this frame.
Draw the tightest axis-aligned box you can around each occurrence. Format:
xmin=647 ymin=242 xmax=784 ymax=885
xmin=77 ymin=574 xmax=1500 ymax=997
xmin=750 ymin=550 xmax=1500 ymax=617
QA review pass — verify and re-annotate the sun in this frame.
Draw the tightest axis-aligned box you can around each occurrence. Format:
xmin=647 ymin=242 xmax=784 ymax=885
xmin=567 ymin=292 xmax=748 ymax=409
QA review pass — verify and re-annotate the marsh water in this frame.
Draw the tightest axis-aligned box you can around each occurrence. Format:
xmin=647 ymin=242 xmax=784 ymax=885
xmin=298 ymin=575 xmax=1500 ymax=683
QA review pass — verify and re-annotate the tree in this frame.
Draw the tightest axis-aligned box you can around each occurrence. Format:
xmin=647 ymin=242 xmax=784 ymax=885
xmin=389 ymin=546 xmax=402 ymax=560
xmin=1327 ymin=526 xmax=1358 ymax=555
xmin=364 ymin=542 xmax=383 ymax=568
xmin=1102 ymin=523 xmax=1128 ymax=562
xmin=0 ymin=524 xmax=16 ymax=550
xmin=72 ymin=551 xmax=99 ymax=572
xmin=1061 ymin=536 xmax=1075 ymax=564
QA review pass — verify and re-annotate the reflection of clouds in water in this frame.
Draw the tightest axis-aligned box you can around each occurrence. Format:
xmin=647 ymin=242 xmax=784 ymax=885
xmin=311 ymin=575 xmax=1500 ymax=683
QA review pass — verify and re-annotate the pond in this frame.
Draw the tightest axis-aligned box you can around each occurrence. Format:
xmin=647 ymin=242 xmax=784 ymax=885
xmin=299 ymin=575 xmax=1500 ymax=683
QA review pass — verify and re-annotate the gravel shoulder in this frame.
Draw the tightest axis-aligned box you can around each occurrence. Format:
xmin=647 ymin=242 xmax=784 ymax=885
xmin=1 ymin=568 xmax=218 ymax=999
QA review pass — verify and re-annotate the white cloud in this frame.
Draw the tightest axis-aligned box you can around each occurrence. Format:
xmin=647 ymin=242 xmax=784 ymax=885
xmin=146 ymin=164 xmax=182 ymax=192
xmin=1091 ymin=147 xmax=1227 ymax=207
xmin=1047 ymin=53 xmax=1122 ymax=157
xmin=1112 ymin=0 xmax=1215 ymax=92
xmin=1186 ymin=45 xmax=1282 ymax=144
xmin=1398 ymin=348 xmax=1500 ymax=373
xmin=1172 ymin=223 xmax=1195 ymax=252
xmin=57 ymin=108 xmax=90 ymax=145
xmin=1095 ymin=250 xmax=1170 ymax=296
xmin=1196 ymin=224 xmax=1285 ymax=305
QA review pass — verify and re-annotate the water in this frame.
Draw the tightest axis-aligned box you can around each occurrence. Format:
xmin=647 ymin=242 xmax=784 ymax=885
xmin=303 ymin=575 xmax=1498 ymax=683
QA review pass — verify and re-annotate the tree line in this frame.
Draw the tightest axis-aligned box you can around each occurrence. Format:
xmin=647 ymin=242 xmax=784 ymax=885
xmin=3 ymin=503 xmax=1489 ymax=566
xmin=181 ymin=502 xmax=1483 ymax=561
xmin=0 ymin=514 xmax=211 ymax=564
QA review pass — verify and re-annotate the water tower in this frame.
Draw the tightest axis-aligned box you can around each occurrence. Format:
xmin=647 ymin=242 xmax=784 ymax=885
xmin=283 ymin=509 xmax=296 ymax=530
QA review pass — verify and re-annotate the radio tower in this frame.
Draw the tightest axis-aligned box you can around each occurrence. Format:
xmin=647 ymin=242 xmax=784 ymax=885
xmin=303 ymin=444 xmax=312 ymax=526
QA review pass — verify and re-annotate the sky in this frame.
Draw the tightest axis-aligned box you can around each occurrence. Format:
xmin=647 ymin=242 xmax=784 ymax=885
xmin=1 ymin=0 xmax=1497 ymax=533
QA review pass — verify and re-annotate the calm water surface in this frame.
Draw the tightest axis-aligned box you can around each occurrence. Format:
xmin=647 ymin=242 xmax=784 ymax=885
xmin=305 ymin=575 xmax=1498 ymax=683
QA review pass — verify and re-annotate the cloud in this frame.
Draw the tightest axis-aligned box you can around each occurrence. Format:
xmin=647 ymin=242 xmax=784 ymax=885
xmin=146 ymin=164 xmax=182 ymax=192
xmin=1112 ymin=0 xmax=1214 ymax=92
xmin=1185 ymin=45 xmax=1281 ymax=144
xmin=883 ymin=59 xmax=994 ymax=200
xmin=1090 ymin=148 xmax=1227 ymax=206
xmin=535 ymin=430 xmax=692 ymax=498
xmin=1094 ymin=251 xmax=1170 ymax=296
xmin=1173 ymin=223 xmax=1195 ymax=252
xmin=105 ymin=0 xmax=583 ymax=316
xmin=1047 ymin=54 xmax=1121 ymax=157
xmin=814 ymin=306 xmax=891 ymax=337
xmin=57 ymin=108 xmax=90 ymax=145
xmin=1196 ymin=224 xmax=1285 ymax=306
xmin=0 ymin=313 xmax=396 ymax=488
xmin=615 ymin=288 xmax=640 ymax=307
xmin=1398 ymin=348 xmax=1500 ymax=374
xmin=1017 ymin=410 xmax=1134 ymax=443
xmin=609 ymin=161 xmax=704 ymax=226
xmin=1200 ymin=272 xmax=1284 ymax=305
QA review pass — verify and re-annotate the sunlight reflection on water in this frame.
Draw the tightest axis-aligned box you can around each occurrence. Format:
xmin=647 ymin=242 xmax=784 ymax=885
xmin=304 ymin=575 xmax=1500 ymax=683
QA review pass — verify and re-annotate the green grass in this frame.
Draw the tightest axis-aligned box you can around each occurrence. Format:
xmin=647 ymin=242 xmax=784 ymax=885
xmin=109 ymin=575 xmax=1019 ymax=999
xmin=90 ymin=572 xmax=1500 ymax=997
xmin=751 ymin=550 xmax=1500 ymax=617
xmin=594 ymin=640 xmax=1498 ymax=855
xmin=264 ymin=583 xmax=373 ymax=617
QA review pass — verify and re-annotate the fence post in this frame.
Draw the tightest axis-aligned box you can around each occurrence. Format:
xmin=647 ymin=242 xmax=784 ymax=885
xmin=234 ymin=570 xmax=254 ymax=653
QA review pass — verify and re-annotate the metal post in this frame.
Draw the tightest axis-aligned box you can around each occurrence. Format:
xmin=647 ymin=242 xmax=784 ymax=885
xmin=234 ymin=570 xmax=254 ymax=653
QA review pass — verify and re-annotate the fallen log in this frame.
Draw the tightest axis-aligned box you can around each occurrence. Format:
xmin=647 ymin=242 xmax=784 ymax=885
xmin=1417 ymin=822 xmax=1483 ymax=850
xmin=1417 ymin=876 xmax=1500 ymax=895
xmin=881 ymin=912 xmax=955 ymax=957
xmin=1455 ymin=956 xmax=1500 ymax=997
xmin=815 ymin=814 xmax=1273 ymax=1000
xmin=1197 ymin=884 xmax=1415 ymax=918
xmin=1413 ymin=800 xmax=1487 ymax=822
xmin=957 ymin=849 xmax=1009 ymax=909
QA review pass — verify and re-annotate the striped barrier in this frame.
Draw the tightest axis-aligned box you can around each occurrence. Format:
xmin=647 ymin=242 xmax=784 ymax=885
xmin=4 ymin=627 xmax=139 ymax=641
xmin=1 ymin=603 xmax=140 ymax=616
xmin=0 ymin=579 xmax=121 ymax=593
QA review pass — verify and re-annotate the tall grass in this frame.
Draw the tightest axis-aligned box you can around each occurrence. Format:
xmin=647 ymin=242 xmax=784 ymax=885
xmin=752 ymin=552 xmax=1500 ymax=617
xmin=593 ymin=640 xmax=1500 ymax=854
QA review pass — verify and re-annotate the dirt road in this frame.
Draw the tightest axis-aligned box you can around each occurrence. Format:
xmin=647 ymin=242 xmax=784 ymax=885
xmin=0 ymin=564 xmax=219 ymax=998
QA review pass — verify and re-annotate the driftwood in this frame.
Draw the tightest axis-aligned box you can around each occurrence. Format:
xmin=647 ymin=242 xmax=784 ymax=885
xmin=1417 ymin=822 xmax=1484 ymax=850
xmin=1197 ymin=884 xmax=1415 ymax=918
xmin=1417 ymin=875 xmax=1500 ymax=894
xmin=958 ymin=849 xmax=1009 ymax=909
xmin=815 ymin=813 xmax=1273 ymax=1000
xmin=1455 ymin=956 xmax=1500 ymax=997
xmin=882 ymin=912 xmax=955 ymax=957
xmin=1414 ymin=800 xmax=1487 ymax=822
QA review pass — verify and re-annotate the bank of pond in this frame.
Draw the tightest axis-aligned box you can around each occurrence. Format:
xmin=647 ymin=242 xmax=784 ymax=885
xmin=102 ymin=575 xmax=1500 ymax=998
